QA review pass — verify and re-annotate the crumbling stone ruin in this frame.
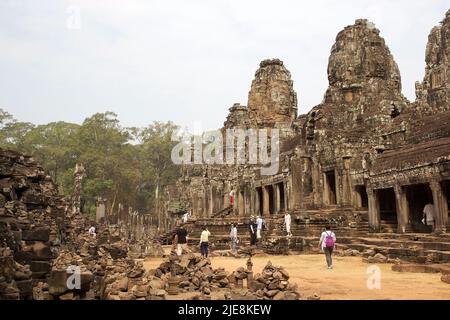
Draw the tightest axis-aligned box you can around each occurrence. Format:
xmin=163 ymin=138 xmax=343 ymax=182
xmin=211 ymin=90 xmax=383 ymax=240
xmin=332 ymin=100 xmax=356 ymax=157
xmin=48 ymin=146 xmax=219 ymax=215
xmin=148 ymin=254 xmax=299 ymax=300
xmin=0 ymin=149 xmax=67 ymax=299
xmin=164 ymin=10 xmax=450 ymax=267
xmin=0 ymin=148 xmax=166 ymax=300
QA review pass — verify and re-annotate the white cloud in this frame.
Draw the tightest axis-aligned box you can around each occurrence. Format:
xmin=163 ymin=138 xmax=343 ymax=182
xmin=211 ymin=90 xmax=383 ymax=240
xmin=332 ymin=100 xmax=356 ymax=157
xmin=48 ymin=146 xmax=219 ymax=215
xmin=0 ymin=0 xmax=448 ymax=132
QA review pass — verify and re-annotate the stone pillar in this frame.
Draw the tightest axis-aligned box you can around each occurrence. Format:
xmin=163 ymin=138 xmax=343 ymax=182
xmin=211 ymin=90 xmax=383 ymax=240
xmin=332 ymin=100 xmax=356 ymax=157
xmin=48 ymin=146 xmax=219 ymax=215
xmin=275 ymin=184 xmax=281 ymax=214
xmin=335 ymin=168 xmax=343 ymax=206
xmin=342 ymin=158 xmax=352 ymax=206
xmin=263 ymin=186 xmax=270 ymax=216
xmin=430 ymin=180 xmax=447 ymax=233
xmin=322 ymin=172 xmax=330 ymax=205
xmin=291 ymin=158 xmax=302 ymax=209
xmin=367 ymin=187 xmax=380 ymax=232
xmin=394 ymin=184 xmax=411 ymax=233
xmin=209 ymin=187 xmax=213 ymax=217
xmin=254 ymin=189 xmax=259 ymax=216
xmin=284 ymin=181 xmax=290 ymax=211
xmin=312 ymin=161 xmax=321 ymax=207
xmin=245 ymin=189 xmax=251 ymax=216
xmin=95 ymin=197 xmax=106 ymax=222
xmin=72 ymin=163 xmax=86 ymax=214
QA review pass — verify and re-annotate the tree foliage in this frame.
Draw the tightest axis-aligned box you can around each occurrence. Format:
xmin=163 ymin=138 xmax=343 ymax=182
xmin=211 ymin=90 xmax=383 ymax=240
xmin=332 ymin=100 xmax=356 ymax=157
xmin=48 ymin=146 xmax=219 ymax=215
xmin=0 ymin=108 xmax=180 ymax=219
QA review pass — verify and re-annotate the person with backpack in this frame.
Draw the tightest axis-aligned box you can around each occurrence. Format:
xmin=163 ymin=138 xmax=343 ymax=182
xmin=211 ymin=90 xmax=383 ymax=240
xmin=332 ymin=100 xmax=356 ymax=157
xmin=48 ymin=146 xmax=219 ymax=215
xmin=319 ymin=226 xmax=336 ymax=269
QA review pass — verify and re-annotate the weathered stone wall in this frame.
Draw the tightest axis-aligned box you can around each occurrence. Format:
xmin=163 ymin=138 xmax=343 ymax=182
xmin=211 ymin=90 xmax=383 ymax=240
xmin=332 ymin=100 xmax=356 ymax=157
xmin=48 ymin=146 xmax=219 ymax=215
xmin=165 ymin=10 xmax=450 ymax=237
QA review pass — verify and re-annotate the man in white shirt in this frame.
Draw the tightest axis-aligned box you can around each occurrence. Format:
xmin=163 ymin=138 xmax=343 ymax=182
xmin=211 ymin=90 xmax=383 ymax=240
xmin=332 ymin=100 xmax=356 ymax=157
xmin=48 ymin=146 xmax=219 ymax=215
xmin=284 ymin=212 xmax=292 ymax=236
xmin=199 ymin=226 xmax=211 ymax=258
xmin=319 ymin=226 xmax=336 ymax=269
xmin=88 ymin=226 xmax=96 ymax=238
xmin=423 ymin=203 xmax=436 ymax=231
xmin=230 ymin=224 xmax=238 ymax=253
xmin=256 ymin=216 xmax=264 ymax=242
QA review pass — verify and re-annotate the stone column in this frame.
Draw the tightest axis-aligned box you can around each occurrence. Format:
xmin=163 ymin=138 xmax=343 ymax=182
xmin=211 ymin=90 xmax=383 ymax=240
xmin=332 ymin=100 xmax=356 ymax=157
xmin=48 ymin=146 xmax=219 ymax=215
xmin=335 ymin=168 xmax=343 ymax=206
xmin=209 ymin=187 xmax=213 ymax=217
xmin=312 ymin=161 xmax=322 ymax=207
xmin=322 ymin=172 xmax=329 ymax=205
xmin=263 ymin=186 xmax=270 ymax=216
xmin=367 ymin=187 xmax=380 ymax=232
xmin=254 ymin=189 xmax=259 ymax=216
xmin=430 ymin=180 xmax=447 ymax=233
xmin=284 ymin=181 xmax=290 ymax=211
xmin=95 ymin=197 xmax=106 ymax=222
xmin=72 ymin=163 xmax=86 ymax=214
xmin=342 ymin=158 xmax=352 ymax=206
xmin=394 ymin=184 xmax=411 ymax=233
xmin=274 ymin=184 xmax=281 ymax=214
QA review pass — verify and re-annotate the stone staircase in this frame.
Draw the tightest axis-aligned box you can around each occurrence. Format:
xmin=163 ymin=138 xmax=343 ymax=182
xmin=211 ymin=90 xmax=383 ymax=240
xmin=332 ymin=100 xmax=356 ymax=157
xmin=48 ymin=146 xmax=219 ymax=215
xmin=337 ymin=233 xmax=450 ymax=263
xmin=153 ymin=207 xmax=450 ymax=263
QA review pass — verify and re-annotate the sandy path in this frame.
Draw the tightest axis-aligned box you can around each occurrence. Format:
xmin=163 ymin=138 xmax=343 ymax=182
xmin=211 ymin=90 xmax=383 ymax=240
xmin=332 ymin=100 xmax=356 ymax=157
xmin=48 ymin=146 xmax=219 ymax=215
xmin=143 ymin=253 xmax=450 ymax=300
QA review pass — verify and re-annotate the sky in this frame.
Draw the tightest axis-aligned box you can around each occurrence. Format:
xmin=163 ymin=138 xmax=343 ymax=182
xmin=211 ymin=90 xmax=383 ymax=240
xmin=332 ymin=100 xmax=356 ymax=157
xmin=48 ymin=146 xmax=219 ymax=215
xmin=0 ymin=0 xmax=448 ymax=133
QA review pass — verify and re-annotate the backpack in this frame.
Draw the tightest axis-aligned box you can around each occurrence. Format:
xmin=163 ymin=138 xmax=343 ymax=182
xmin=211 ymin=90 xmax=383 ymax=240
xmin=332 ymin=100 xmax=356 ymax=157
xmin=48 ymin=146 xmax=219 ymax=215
xmin=324 ymin=231 xmax=335 ymax=248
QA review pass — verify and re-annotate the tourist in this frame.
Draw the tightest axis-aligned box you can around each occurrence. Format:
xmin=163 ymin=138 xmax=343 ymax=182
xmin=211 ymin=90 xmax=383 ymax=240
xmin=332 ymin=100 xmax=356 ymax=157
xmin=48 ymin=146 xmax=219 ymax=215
xmin=230 ymin=223 xmax=238 ymax=253
xmin=182 ymin=211 xmax=189 ymax=223
xmin=249 ymin=216 xmax=257 ymax=246
xmin=88 ymin=225 xmax=96 ymax=238
xmin=229 ymin=189 xmax=235 ymax=207
xmin=319 ymin=226 xmax=336 ymax=269
xmin=284 ymin=212 xmax=292 ymax=236
xmin=423 ymin=203 xmax=436 ymax=231
xmin=175 ymin=226 xmax=188 ymax=256
xmin=199 ymin=226 xmax=211 ymax=258
xmin=256 ymin=215 xmax=265 ymax=243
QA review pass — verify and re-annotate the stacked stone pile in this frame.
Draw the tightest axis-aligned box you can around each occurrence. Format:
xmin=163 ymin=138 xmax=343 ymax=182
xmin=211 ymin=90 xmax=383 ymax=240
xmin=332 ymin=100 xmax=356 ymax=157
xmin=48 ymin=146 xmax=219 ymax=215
xmin=239 ymin=261 xmax=300 ymax=300
xmin=150 ymin=254 xmax=300 ymax=300
xmin=0 ymin=149 xmax=67 ymax=299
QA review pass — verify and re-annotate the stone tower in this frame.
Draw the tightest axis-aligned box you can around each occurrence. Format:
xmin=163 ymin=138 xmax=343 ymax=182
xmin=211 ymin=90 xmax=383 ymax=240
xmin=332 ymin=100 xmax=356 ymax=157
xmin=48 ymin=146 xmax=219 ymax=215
xmin=415 ymin=9 xmax=450 ymax=114
xmin=313 ymin=19 xmax=408 ymax=131
xmin=247 ymin=59 xmax=298 ymax=128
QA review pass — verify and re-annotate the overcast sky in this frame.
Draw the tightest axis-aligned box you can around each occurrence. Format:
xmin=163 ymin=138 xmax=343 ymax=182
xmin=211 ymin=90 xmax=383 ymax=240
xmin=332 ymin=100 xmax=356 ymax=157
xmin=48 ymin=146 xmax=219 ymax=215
xmin=0 ymin=0 xmax=448 ymax=132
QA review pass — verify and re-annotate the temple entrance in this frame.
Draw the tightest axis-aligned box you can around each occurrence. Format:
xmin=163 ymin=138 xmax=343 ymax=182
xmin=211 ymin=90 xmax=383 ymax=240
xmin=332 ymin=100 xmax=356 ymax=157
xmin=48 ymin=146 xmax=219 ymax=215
xmin=355 ymin=185 xmax=368 ymax=209
xmin=324 ymin=170 xmax=337 ymax=205
xmin=256 ymin=187 xmax=263 ymax=216
xmin=405 ymin=184 xmax=433 ymax=232
xmin=278 ymin=183 xmax=286 ymax=211
xmin=378 ymin=188 xmax=397 ymax=229
xmin=443 ymin=180 xmax=450 ymax=224
xmin=268 ymin=185 xmax=275 ymax=214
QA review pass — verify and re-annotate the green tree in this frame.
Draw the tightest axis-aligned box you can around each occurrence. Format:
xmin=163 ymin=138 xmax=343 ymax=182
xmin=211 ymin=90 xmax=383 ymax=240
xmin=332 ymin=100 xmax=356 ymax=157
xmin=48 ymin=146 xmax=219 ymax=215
xmin=134 ymin=121 xmax=180 ymax=228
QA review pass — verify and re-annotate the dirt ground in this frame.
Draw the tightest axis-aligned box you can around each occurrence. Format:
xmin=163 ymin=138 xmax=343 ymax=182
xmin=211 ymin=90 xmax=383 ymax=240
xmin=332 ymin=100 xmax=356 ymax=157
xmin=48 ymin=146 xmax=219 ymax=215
xmin=143 ymin=253 xmax=450 ymax=300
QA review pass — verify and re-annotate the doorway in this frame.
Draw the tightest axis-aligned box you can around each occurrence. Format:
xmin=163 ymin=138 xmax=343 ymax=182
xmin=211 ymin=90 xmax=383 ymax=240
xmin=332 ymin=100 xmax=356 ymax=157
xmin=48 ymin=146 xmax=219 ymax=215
xmin=325 ymin=170 xmax=337 ymax=205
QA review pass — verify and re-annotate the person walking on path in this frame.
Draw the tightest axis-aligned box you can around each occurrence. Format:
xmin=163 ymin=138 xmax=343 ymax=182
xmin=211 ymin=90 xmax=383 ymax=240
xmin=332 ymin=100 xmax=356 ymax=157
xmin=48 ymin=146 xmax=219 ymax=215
xmin=319 ymin=226 xmax=336 ymax=269
xmin=199 ymin=226 xmax=211 ymax=258
xmin=175 ymin=226 xmax=188 ymax=256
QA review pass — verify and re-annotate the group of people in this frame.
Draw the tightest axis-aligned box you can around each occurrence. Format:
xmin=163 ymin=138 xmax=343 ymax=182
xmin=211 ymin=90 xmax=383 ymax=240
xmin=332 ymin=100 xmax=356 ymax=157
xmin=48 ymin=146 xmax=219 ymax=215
xmin=170 ymin=218 xmax=337 ymax=270
xmin=248 ymin=215 xmax=267 ymax=246
xmin=172 ymin=225 xmax=212 ymax=258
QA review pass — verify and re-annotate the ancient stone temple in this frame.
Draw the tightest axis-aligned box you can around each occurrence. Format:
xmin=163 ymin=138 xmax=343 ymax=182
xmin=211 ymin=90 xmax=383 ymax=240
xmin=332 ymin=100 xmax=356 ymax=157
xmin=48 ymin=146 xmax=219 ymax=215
xmin=165 ymin=9 xmax=450 ymax=252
